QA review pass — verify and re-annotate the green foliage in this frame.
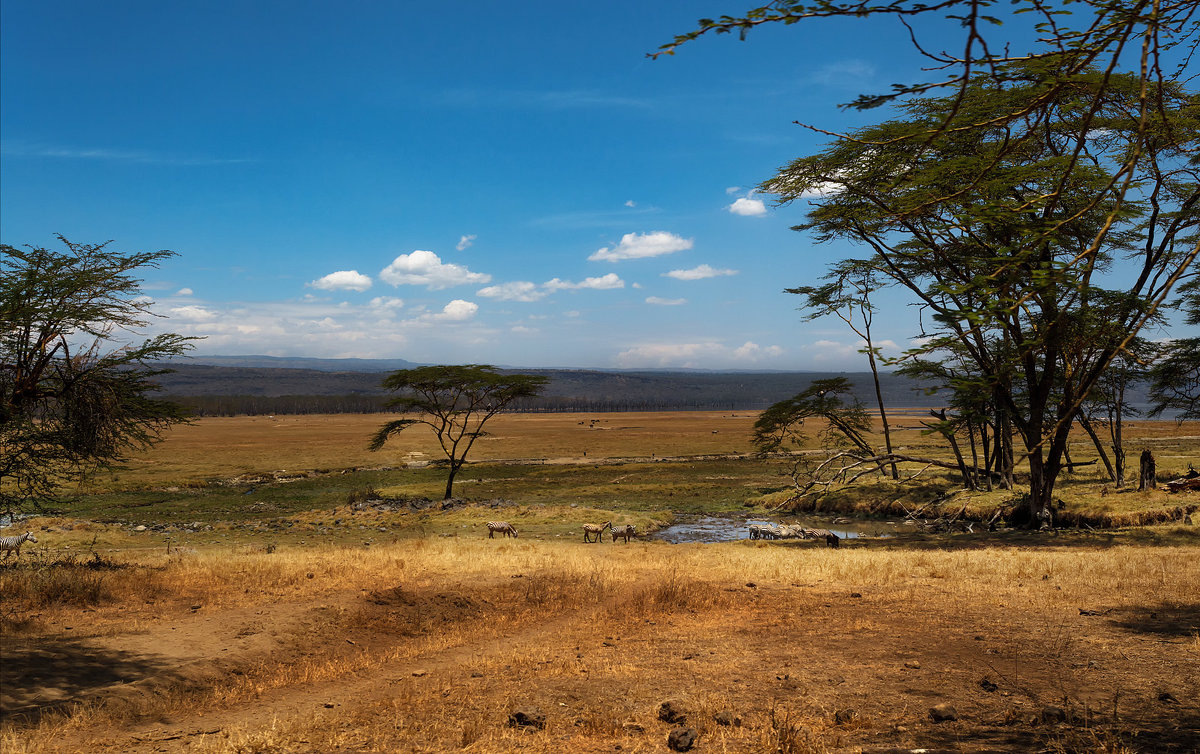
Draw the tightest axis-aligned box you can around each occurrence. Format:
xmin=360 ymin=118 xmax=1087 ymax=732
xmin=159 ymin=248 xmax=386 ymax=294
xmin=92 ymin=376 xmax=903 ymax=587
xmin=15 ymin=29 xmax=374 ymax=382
xmin=369 ymin=365 xmax=549 ymax=499
xmin=1149 ymin=279 xmax=1200 ymax=421
xmin=1 ymin=237 xmax=195 ymax=515
xmin=765 ymin=64 xmax=1197 ymax=515
xmin=752 ymin=378 xmax=873 ymax=455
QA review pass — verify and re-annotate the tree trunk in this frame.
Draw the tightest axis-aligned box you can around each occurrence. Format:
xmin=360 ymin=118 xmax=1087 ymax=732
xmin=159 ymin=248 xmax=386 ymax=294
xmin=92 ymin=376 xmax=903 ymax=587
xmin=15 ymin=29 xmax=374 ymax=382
xmin=444 ymin=464 xmax=460 ymax=500
xmin=865 ymin=347 xmax=898 ymax=480
xmin=929 ymin=410 xmax=975 ymax=490
xmin=1077 ymin=414 xmax=1117 ymax=482
xmin=1138 ymin=450 xmax=1156 ymax=491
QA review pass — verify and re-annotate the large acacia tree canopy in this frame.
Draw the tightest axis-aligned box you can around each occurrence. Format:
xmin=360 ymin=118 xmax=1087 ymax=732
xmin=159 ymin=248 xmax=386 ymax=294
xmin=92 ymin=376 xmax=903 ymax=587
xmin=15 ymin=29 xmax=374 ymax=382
xmin=1 ymin=236 xmax=195 ymax=513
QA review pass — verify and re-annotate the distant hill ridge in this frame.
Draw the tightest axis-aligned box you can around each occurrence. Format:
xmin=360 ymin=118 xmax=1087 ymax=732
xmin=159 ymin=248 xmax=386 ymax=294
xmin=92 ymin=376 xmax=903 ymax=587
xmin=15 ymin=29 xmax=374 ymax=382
xmin=153 ymin=355 xmax=949 ymax=412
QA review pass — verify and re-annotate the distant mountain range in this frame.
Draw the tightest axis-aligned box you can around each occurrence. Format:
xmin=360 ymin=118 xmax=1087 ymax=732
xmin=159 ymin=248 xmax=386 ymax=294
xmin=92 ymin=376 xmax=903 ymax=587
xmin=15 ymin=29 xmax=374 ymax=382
xmin=153 ymin=355 xmax=949 ymax=411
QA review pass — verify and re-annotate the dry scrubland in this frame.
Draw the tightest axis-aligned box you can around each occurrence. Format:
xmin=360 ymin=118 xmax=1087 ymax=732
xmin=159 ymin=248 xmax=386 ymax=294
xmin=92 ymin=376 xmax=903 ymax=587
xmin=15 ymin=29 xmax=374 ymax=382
xmin=2 ymin=413 xmax=1199 ymax=752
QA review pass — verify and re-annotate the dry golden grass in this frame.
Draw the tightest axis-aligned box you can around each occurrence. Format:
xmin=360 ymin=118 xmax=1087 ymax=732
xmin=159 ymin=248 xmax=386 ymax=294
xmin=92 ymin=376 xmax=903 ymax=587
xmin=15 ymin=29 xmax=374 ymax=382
xmin=3 ymin=537 xmax=1198 ymax=752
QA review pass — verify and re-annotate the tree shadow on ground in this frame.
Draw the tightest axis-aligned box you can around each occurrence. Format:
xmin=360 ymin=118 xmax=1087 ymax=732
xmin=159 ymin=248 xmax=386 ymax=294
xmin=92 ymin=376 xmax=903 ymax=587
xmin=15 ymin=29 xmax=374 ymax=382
xmin=1105 ymin=602 xmax=1200 ymax=640
xmin=914 ymin=709 xmax=1200 ymax=753
xmin=0 ymin=637 xmax=177 ymax=723
xmin=845 ymin=526 xmax=1200 ymax=551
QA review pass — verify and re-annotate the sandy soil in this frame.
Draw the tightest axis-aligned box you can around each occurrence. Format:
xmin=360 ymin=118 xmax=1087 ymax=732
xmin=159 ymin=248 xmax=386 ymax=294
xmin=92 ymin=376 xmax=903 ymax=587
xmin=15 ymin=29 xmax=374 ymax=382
xmin=4 ymin=550 xmax=1198 ymax=754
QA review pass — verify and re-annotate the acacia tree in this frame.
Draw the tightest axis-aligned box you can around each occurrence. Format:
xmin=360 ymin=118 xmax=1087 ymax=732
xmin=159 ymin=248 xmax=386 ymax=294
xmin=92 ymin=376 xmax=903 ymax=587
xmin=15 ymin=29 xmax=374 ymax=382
xmin=763 ymin=67 xmax=1197 ymax=522
xmin=1 ymin=237 xmax=195 ymax=516
xmin=788 ymin=261 xmax=898 ymax=478
xmin=369 ymin=365 xmax=549 ymax=499
xmin=1149 ymin=278 xmax=1200 ymax=422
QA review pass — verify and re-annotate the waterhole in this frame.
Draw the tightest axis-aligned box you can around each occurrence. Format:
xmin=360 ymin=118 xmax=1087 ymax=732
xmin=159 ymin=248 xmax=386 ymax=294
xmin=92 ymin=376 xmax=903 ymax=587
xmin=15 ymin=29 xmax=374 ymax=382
xmin=651 ymin=515 xmax=897 ymax=544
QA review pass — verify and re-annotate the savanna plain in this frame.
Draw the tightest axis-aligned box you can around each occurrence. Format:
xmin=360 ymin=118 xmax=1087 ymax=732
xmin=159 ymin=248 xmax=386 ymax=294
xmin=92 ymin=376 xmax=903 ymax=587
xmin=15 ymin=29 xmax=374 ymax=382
xmin=2 ymin=412 xmax=1199 ymax=753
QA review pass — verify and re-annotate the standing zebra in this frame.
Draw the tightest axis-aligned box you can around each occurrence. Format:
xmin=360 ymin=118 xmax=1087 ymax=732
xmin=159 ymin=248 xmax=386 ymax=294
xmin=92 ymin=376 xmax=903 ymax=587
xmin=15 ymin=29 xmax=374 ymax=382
xmin=611 ymin=524 xmax=636 ymax=543
xmin=487 ymin=521 xmax=518 ymax=539
xmin=582 ymin=521 xmax=612 ymax=543
xmin=0 ymin=531 xmax=38 ymax=560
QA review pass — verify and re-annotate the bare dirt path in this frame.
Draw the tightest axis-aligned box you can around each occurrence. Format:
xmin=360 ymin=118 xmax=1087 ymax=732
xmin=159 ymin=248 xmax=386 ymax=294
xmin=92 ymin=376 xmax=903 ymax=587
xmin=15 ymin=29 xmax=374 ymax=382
xmin=15 ymin=574 xmax=1200 ymax=753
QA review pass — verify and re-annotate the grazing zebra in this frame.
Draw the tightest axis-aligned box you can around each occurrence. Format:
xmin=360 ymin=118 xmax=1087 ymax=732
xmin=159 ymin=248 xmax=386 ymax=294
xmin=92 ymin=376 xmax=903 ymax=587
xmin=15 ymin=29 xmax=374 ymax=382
xmin=0 ymin=531 xmax=38 ymax=560
xmin=611 ymin=524 xmax=636 ymax=543
xmin=486 ymin=521 xmax=518 ymax=539
xmin=582 ymin=521 xmax=612 ymax=543
xmin=748 ymin=524 xmax=770 ymax=540
xmin=803 ymin=528 xmax=841 ymax=548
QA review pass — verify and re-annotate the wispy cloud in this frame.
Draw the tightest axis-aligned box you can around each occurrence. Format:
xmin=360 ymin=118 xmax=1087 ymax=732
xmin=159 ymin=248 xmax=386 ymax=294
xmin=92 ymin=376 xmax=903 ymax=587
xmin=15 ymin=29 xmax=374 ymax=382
xmin=477 ymin=281 xmax=548 ymax=302
xmin=646 ymin=296 xmax=687 ymax=306
xmin=614 ymin=340 xmax=784 ymax=369
xmin=664 ymin=264 xmax=738 ymax=281
xmin=456 ymin=234 xmax=477 ymax=251
xmin=1 ymin=141 xmax=254 ymax=166
xmin=437 ymin=88 xmax=653 ymax=110
xmin=544 ymin=273 xmax=624 ymax=291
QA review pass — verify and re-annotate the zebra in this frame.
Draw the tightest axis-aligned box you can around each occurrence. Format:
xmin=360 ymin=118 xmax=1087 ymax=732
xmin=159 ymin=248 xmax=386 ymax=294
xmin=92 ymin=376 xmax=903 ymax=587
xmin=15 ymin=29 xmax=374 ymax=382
xmin=0 ymin=531 xmax=38 ymax=560
xmin=803 ymin=528 xmax=841 ymax=548
xmin=487 ymin=521 xmax=518 ymax=539
xmin=611 ymin=524 xmax=636 ymax=543
xmin=748 ymin=524 xmax=769 ymax=540
xmin=582 ymin=521 xmax=612 ymax=543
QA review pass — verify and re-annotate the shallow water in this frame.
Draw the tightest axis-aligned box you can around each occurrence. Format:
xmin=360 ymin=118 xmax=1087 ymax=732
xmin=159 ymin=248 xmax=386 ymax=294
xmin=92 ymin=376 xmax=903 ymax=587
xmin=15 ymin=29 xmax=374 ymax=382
xmin=650 ymin=515 xmax=896 ymax=544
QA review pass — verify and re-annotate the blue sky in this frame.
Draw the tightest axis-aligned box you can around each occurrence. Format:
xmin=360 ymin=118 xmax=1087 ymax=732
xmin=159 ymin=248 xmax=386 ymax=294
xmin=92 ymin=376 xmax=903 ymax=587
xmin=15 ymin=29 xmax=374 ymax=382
xmin=3 ymin=2 xmax=1182 ymax=370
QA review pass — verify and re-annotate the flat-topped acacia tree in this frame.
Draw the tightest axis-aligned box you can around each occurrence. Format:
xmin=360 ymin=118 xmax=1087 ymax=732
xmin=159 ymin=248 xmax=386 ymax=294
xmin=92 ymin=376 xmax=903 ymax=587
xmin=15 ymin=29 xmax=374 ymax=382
xmin=369 ymin=365 xmax=549 ymax=499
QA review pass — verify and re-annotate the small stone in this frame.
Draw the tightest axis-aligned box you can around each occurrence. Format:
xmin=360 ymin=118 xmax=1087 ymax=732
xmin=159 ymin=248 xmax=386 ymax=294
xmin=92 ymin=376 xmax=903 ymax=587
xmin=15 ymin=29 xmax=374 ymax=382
xmin=412 ymin=669 xmax=427 ymax=677
xmin=307 ymin=572 xmax=315 ymax=579
xmin=850 ymin=592 xmax=863 ymax=598
xmin=621 ymin=721 xmax=644 ymax=733
xmin=323 ymin=702 xmax=335 ymax=708
xmin=667 ymin=727 xmax=698 ymax=752
xmin=134 ymin=525 xmax=147 ymax=532
xmin=904 ymin=660 xmax=921 ymax=669
xmin=929 ymin=703 xmax=958 ymax=722
xmin=658 ymin=699 xmax=688 ymax=724
xmin=833 ymin=708 xmax=858 ymax=725
xmin=979 ymin=678 xmax=998 ymax=692
xmin=713 ymin=709 xmax=740 ymax=727
xmin=508 ymin=706 xmax=547 ymax=730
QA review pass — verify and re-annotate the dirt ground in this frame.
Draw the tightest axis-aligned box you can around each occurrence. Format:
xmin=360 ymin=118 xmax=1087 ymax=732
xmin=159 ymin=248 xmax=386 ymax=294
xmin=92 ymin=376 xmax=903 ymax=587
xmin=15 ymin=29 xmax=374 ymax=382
xmin=3 ymin=540 xmax=1198 ymax=753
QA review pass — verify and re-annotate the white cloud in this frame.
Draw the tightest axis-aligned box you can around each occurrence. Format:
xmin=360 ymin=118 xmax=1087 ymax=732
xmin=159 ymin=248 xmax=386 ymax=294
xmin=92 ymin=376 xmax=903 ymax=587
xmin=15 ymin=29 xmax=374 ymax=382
xmin=425 ymin=299 xmax=479 ymax=321
xmin=733 ymin=341 xmax=784 ymax=360
xmin=369 ymin=296 xmax=405 ymax=311
xmin=728 ymin=196 xmax=767 ymax=217
xmin=725 ymin=186 xmax=741 ymax=195
xmin=457 ymin=234 xmax=477 ymax=251
xmin=588 ymin=231 xmax=693 ymax=262
xmin=799 ymin=181 xmax=844 ymax=198
xmin=646 ymin=297 xmax=687 ymax=306
xmin=664 ymin=264 xmax=738 ymax=281
xmin=168 ymin=305 xmax=219 ymax=322
xmin=624 ymin=200 xmax=636 ymax=208
xmin=477 ymin=281 xmax=548 ymax=302
xmin=380 ymin=250 xmax=491 ymax=289
xmin=614 ymin=341 xmax=784 ymax=369
xmin=176 ymin=287 xmax=194 ymax=296
xmin=544 ymin=273 xmax=625 ymax=291
xmin=310 ymin=270 xmax=373 ymax=292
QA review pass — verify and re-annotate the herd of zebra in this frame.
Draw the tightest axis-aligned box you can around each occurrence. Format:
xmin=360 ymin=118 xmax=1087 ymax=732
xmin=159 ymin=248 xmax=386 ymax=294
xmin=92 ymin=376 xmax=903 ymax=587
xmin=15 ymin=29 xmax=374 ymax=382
xmin=748 ymin=523 xmax=840 ymax=548
xmin=487 ymin=520 xmax=637 ymax=543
